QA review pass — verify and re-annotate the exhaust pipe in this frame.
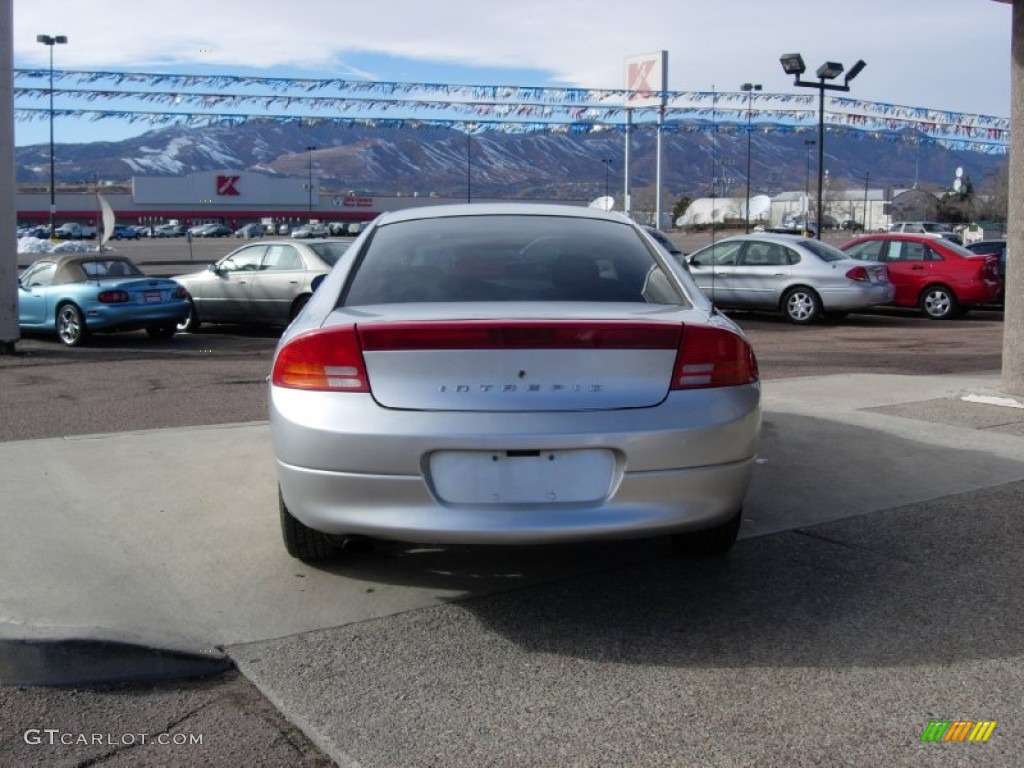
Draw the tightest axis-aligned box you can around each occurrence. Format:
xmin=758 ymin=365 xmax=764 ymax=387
xmin=338 ymin=535 xmax=374 ymax=554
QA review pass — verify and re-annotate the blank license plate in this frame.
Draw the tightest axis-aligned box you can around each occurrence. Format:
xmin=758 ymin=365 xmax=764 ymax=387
xmin=429 ymin=449 xmax=616 ymax=504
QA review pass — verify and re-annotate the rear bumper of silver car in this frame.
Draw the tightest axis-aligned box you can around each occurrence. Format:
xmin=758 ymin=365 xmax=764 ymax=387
xmin=820 ymin=283 xmax=895 ymax=310
xmin=276 ymin=455 xmax=756 ymax=544
xmin=271 ymin=385 xmax=761 ymax=545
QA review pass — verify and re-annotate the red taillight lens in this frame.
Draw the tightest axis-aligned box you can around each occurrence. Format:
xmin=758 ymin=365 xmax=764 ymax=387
xmin=98 ymin=290 xmax=130 ymax=303
xmin=174 ymin=286 xmax=188 ymax=299
xmin=845 ymin=265 xmax=870 ymax=282
xmin=271 ymin=327 xmax=369 ymax=392
xmin=672 ymin=325 xmax=758 ymax=390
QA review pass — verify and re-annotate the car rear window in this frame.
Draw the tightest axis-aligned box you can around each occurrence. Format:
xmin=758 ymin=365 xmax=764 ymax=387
xmin=341 ymin=215 xmax=686 ymax=306
xmin=308 ymin=241 xmax=351 ymax=266
xmin=798 ymin=239 xmax=849 ymax=263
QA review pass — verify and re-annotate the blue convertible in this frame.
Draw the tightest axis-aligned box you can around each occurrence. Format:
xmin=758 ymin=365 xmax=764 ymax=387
xmin=18 ymin=254 xmax=190 ymax=346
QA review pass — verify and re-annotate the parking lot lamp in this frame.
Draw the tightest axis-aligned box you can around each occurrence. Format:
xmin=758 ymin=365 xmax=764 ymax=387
xmin=601 ymin=158 xmax=613 ymax=200
xmin=863 ymin=170 xmax=870 ymax=231
xmin=780 ymin=54 xmax=865 ymax=239
xmin=306 ymin=146 xmax=315 ymax=218
xmin=804 ymin=139 xmax=815 ymax=233
xmin=37 ymin=34 xmax=67 ymax=237
xmin=741 ymin=82 xmax=762 ymax=233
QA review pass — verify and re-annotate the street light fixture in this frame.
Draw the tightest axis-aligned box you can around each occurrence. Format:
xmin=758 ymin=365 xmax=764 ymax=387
xmin=740 ymin=82 xmax=762 ymax=233
xmin=780 ymin=52 xmax=866 ymax=239
xmin=306 ymin=146 xmax=315 ymax=218
xmin=37 ymin=34 xmax=68 ymax=237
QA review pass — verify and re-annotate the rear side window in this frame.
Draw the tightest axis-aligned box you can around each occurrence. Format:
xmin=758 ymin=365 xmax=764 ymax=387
xmin=342 ymin=215 xmax=686 ymax=306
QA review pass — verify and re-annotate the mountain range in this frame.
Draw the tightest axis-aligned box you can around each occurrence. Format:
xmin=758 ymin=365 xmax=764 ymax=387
xmin=14 ymin=121 xmax=1005 ymax=203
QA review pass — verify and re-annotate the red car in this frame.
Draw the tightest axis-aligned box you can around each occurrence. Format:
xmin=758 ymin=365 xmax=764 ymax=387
xmin=840 ymin=234 xmax=1002 ymax=319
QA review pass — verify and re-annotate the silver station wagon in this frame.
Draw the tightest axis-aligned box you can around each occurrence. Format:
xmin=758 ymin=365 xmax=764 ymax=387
xmin=269 ymin=204 xmax=762 ymax=562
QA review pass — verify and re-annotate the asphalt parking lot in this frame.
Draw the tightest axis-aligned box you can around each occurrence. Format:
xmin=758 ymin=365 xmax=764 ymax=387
xmin=2 ymin=232 xmax=1022 ymax=767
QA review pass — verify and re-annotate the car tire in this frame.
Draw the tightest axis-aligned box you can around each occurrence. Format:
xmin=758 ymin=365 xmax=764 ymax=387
xmin=920 ymin=285 xmax=957 ymax=320
xmin=279 ymin=487 xmax=340 ymax=561
xmin=672 ymin=508 xmax=742 ymax=556
xmin=177 ymin=300 xmax=200 ymax=333
xmin=56 ymin=303 xmax=88 ymax=346
xmin=289 ymin=294 xmax=311 ymax=321
xmin=146 ymin=324 xmax=177 ymax=340
xmin=782 ymin=287 xmax=822 ymax=324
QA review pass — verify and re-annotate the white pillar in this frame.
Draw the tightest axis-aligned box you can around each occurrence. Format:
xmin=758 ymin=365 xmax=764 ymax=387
xmin=1003 ymin=0 xmax=1024 ymax=394
xmin=0 ymin=0 xmax=19 ymax=353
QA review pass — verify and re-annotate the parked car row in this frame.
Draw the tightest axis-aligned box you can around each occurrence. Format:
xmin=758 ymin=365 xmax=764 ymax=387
xmin=663 ymin=230 xmax=1005 ymax=323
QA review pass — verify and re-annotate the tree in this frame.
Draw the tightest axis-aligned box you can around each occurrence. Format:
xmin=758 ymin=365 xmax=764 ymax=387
xmin=672 ymin=196 xmax=693 ymax=225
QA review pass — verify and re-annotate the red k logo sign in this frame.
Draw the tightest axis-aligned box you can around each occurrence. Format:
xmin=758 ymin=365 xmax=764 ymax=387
xmin=627 ymin=60 xmax=656 ymax=99
xmin=216 ymin=175 xmax=240 ymax=196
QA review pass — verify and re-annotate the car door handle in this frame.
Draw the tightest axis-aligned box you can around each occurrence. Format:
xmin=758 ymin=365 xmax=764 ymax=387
xmin=911 ymin=266 xmax=924 ymax=271
xmin=772 ymin=272 xmax=785 ymax=276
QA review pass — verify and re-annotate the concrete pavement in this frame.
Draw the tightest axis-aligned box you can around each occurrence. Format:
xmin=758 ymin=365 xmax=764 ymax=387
xmin=2 ymin=371 xmax=1024 ymax=766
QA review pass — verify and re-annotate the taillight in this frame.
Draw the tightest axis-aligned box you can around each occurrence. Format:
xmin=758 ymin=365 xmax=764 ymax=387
xmin=672 ymin=325 xmax=758 ymax=390
xmin=98 ymin=290 xmax=130 ymax=303
xmin=271 ymin=327 xmax=369 ymax=392
xmin=985 ymin=256 xmax=1000 ymax=279
xmin=174 ymin=286 xmax=188 ymax=299
xmin=845 ymin=266 xmax=870 ymax=282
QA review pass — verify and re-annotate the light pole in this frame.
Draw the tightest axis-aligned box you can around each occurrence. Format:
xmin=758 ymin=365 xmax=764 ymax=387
xmin=780 ymin=53 xmax=865 ymax=239
xmin=804 ymin=140 xmax=815 ymax=234
xmin=37 ymin=34 xmax=67 ymax=237
xmin=601 ymin=158 xmax=613 ymax=200
xmin=306 ymin=145 xmax=315 ymax=219
xmin=740 ymin=82 xmax=761 ymax=233
xmin=862 ymin=171 xmax=870 ymax=231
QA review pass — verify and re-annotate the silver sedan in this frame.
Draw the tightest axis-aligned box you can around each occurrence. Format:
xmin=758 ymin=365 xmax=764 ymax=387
xmin=269 ymin=203 xmax=762 ymax=562
xmin=173 ymin=238 xmax=352 ymax=330
xmin=685 ymin=233 xmax=894 ymax=323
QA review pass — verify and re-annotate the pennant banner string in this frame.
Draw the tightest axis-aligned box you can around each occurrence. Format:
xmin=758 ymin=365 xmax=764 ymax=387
xmin=12 ymin=68 xmax=1009 ymax=154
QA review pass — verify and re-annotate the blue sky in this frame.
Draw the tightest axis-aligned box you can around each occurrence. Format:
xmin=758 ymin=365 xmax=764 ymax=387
xmin=12 ymin=0 xmax=1013 ymax=147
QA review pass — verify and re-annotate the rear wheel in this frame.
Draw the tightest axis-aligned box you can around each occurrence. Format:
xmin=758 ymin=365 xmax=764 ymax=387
xmin=280 ymin=487 xmax=340 ymax=562
xmin=56 ymin=303 xmax=88 ymax=346
xmin=782 ymin=287 xmax=822 ymax=324
xmin=672 ymin=508 xmax=742 ymax=556
xmin=289 ymin=294 xmax=311 ymax=321
xmin=920 ymin=285 xmax=957 ymax=320
xmin=177 ymin=300 xmax=200 ymax=333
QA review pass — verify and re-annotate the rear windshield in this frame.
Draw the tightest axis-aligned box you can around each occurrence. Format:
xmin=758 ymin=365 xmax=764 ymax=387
xmin=797 ymin=239 xmax=849 ymax=263
xmin=307 ymin=241 xmax=351 ymax=266
xmin=342 ymin=215 xmax=685 ymax=306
